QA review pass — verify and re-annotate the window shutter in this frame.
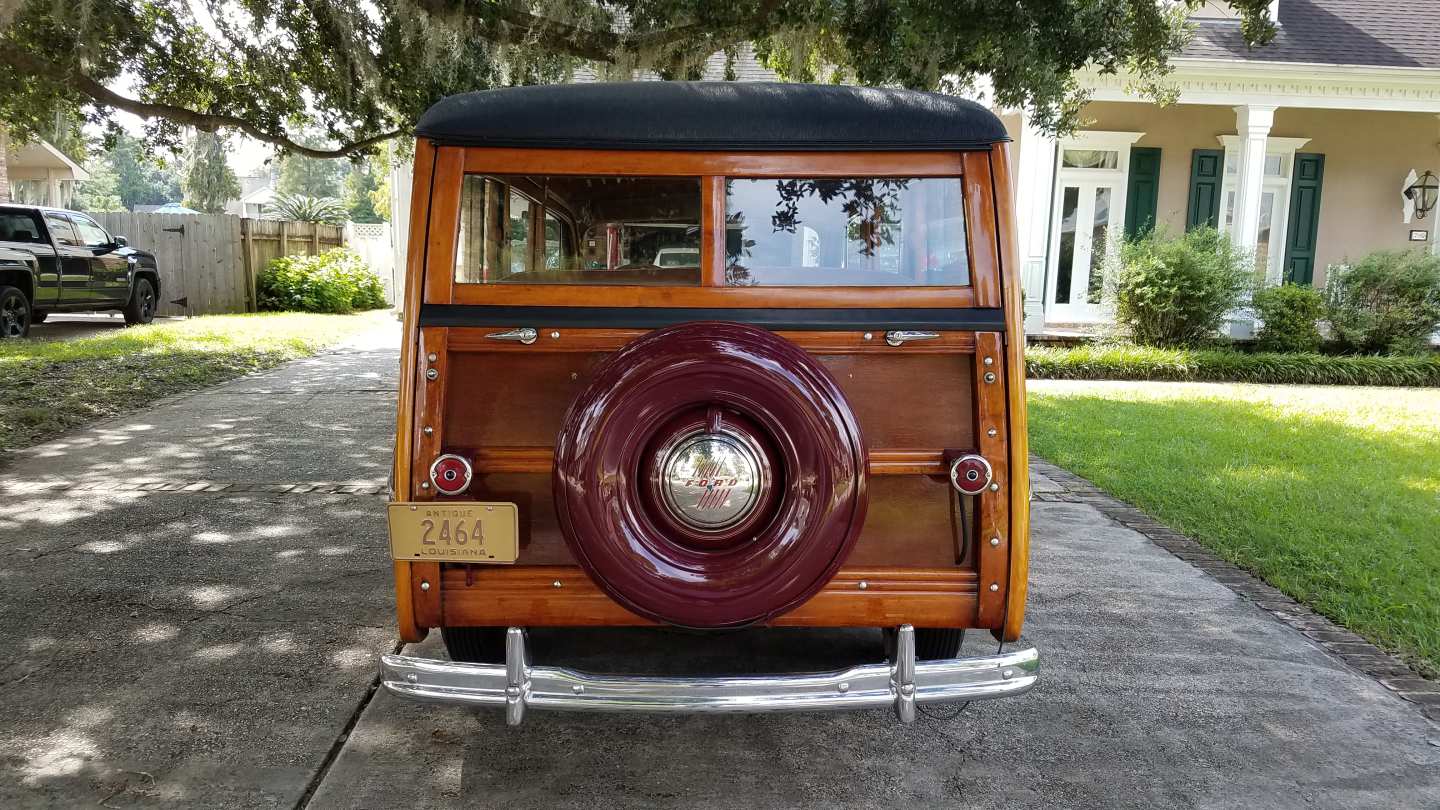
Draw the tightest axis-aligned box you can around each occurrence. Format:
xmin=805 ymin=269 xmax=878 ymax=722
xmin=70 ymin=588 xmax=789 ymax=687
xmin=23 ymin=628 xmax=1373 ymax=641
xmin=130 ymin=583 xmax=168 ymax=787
xmin=1283 ymin=153 xmax=1325 ymax=285
xmin=1124 ymin=147 xmax=1162 ymax=238
xmin=1186 ymin=149 xmax=1224 ymax=231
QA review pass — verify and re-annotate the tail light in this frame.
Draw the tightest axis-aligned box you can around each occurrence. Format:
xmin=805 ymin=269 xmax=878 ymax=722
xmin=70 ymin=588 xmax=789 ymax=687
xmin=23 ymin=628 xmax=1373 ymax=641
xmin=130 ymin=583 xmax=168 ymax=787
xmin=429 ymin=454 xmax=473 ymax=496
xmin=948 ymin=454 xmax=993 ymax=496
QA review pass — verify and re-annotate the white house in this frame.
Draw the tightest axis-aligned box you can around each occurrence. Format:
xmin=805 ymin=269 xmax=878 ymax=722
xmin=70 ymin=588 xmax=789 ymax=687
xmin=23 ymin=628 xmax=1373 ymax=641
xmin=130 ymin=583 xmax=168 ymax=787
xmin=5 ymin=138 xmax=89 ymax=209
xmin=1006 ymin=0 xmax=1440 ymax=331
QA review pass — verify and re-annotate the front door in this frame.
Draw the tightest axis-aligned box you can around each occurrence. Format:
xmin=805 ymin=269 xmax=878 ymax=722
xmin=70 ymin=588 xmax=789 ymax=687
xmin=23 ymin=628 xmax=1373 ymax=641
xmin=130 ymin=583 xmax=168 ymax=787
xmin=42 ymin=212 xmax=97 ymax=306
xmin=68 ymin=213 xmax=131 ymax=304
xmin=1045 ymin=179 xmax=1121 ymax=323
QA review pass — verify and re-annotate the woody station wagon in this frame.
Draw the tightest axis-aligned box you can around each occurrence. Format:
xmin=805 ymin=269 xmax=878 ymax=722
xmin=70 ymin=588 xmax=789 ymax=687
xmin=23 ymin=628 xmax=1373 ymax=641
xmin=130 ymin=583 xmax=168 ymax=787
xmin=380 ymin=82 xmax=1038 ymax=724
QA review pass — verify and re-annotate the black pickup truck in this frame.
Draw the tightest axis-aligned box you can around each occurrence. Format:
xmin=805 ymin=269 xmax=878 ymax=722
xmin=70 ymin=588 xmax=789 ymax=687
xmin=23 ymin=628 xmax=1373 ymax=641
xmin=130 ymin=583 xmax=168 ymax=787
xmin=0 ymin=204 xmax=161 ymax=338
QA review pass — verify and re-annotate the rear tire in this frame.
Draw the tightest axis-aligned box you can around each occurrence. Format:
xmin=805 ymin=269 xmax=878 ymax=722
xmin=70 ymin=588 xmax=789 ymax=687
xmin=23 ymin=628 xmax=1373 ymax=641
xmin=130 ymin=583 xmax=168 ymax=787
xmin=0 ymin=286 xmax=31 ymax=339
xmin=441 ymin=626 xmax=506 ymax=664
xmin=123 ymin=277 xmax=156 ymax=326
xmin=885 ymin=627 xmax=966 ymax=661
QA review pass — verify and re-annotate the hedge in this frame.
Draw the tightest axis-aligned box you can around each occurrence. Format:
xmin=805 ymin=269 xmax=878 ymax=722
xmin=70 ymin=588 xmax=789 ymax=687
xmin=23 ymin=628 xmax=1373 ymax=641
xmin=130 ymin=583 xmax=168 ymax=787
xmin=1026 ymin=344 xmax=1440 ymax=387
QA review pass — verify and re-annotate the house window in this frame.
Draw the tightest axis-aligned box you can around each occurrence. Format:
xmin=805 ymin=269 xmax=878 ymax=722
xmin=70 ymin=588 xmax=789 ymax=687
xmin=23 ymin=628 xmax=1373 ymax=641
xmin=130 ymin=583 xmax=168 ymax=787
xmin=1217 ymin=137 xmax=1310 ymax=279
xmin=1062 ymin=149 xmax=1120 ymax=169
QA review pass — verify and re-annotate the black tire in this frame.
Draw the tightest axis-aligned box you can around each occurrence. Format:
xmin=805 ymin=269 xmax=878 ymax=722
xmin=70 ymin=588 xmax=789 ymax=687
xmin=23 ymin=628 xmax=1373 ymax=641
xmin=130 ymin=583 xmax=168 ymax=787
xmin=30 ymin=310 xmax=47 ymax=324
xmin=123 ymin=276 xmax=156 ymax=326
xmin=0 ymin=285 xmax=31 ymax=339
xmin=441 ymin=626 xmax=507 ymax=664
xmin=885 ymin=627 xmax=966 ymax=661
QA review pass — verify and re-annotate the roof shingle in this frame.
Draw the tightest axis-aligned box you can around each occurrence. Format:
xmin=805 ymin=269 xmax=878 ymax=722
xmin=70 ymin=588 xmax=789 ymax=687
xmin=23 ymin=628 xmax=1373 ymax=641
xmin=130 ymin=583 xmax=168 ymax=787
xmin=1181 ymin=0 xmax=1440 ymax=68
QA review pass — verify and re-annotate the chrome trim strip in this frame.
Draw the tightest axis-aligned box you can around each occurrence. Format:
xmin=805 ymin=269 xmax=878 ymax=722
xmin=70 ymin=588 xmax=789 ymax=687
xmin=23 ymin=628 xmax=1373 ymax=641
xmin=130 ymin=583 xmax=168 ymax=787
xmin=884 ymin=330 xmax=941 ymax=346
xmin=379 ymin=624 xmax=1038 ymax=725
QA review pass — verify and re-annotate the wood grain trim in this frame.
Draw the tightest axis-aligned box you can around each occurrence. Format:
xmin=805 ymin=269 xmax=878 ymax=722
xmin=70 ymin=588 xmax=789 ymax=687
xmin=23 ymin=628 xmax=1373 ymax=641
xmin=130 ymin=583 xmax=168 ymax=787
xmin=447 ymin=283 xmax=978 ymax=309
xmin=421 ymin=147 xmax=465 ymax=305
xmin=990 ymin=144 xmax=1031 ymax=642
xmin=406 ymin=327 xmax=449 ymax=627
xmin=391 ymin=138 xmax=437 ymax=643
xmin=441 ymin=566 xmax=980 ymax=628
xmin=701 ymin=175 xmax=726 ymax=286
xmin=963 ymin=151 xmax=1002 ymax=308
xmin=445 ymin=328 xmax=978 ymax=354
xmin=461 ymin=148 xmax=967 ymax=177
xmin=973 ymin=331 xmax=1010 ymax=629
xmin=469 ymin=447 xmax=948 ymax=476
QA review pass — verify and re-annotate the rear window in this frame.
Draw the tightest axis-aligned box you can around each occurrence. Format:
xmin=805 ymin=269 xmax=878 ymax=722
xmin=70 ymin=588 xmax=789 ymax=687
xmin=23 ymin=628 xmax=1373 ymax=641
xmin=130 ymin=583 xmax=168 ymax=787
xmin=724 ymin=177 xmax=969 ymax=286
xmin=0 ymin=210 xmax=45 ymax=244
xmin=455 ymin=174 xmax=702 ymax=285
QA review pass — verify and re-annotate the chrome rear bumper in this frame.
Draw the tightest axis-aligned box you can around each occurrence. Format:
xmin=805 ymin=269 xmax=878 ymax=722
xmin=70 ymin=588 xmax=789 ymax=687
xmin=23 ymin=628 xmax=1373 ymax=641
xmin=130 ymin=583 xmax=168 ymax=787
xmin=379 ymin=625 xmax=1039 ymax=725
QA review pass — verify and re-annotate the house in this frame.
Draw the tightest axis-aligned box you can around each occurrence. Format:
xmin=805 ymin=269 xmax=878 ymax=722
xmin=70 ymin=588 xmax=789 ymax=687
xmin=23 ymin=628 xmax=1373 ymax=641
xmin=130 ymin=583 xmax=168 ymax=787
xmin=226 ymin=170 xmax=277 ymax=218
xmin=1007 ymin=0 xmax=1440 ymax=332
xmin=4 ymin=137 xmax=88 ymax=209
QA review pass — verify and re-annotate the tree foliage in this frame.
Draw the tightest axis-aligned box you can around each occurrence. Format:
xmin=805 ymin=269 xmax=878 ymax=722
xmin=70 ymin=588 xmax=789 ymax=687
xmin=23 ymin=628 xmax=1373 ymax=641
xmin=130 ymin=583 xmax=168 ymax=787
xmin=182 ymin=131 xmax=241 ymax=214
xmin=278 ymin=150 xmax=344 ymax=200
xmin=76 ymin=133 xmax=181 ymax=210
xmin=0 ymin=1 xmax=1276 ymax=160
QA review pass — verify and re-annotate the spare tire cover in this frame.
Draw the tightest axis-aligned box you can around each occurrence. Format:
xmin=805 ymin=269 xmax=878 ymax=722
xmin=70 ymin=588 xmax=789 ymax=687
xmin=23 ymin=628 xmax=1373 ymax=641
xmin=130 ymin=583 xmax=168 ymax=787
xmin=553 ymin=321 xmax=868 ymax=628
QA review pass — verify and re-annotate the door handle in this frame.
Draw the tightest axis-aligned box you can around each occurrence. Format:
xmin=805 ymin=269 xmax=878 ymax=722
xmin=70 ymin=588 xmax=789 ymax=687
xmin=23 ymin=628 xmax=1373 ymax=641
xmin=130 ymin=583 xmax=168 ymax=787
xmin=485 ymin=327 xmax=538 ymax=345
xmin=884 ymin=330 xmax=940 ymax=347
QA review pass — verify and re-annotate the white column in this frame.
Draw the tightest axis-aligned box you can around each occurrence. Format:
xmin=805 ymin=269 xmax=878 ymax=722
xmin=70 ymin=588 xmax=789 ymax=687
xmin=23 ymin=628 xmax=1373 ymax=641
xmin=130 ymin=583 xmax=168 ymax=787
xmin=1229 ymin=104 xmax=1276 ymax=255
xmin=1013 ymin=114 xmax=1057 ymax=332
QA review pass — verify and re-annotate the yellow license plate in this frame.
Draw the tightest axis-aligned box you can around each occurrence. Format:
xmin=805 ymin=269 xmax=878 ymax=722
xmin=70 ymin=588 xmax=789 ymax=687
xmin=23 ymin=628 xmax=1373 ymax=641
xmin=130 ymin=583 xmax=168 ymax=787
xmin=387 ymin=502 xmax=519 ymax=563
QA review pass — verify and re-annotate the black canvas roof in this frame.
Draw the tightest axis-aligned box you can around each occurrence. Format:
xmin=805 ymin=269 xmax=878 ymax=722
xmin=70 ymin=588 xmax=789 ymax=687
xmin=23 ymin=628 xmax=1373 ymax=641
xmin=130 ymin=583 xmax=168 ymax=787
xmin=415 ymin=82 xmax=1009 ymax=152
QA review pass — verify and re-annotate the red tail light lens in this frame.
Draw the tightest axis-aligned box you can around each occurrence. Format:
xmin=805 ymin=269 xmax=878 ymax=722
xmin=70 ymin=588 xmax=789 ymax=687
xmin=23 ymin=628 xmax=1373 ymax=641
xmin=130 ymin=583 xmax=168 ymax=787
xmin=429 ymin=454 xmax=473 ymax=496
xmin=948 ymin=454 xmax=993 ymax=496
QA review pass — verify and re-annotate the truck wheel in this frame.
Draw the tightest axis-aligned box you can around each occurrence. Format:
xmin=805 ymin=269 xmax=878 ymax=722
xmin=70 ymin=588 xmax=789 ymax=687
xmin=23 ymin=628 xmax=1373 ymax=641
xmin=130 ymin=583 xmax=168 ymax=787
xmin=441 ymin=626 xmax=506 ymax=664
xmin=554 ymin=321 xmax=868 ymax=629
xmin=884 ymin=627 xmax=966 ymax=660
xmin=0 ymin=286 xmax=31 ymax=338
xmin=123 ymin=277 xmax=156 ymax=325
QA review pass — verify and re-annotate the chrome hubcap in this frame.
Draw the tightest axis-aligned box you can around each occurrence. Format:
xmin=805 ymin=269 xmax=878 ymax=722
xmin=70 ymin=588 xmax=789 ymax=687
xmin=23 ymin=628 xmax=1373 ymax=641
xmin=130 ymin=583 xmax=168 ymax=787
xmin=660 ymin=432 xmax=765 ymax=532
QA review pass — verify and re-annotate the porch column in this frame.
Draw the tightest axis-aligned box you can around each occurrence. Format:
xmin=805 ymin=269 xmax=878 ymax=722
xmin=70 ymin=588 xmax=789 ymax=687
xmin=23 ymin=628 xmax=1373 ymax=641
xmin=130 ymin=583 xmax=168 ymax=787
xmin=1229 ymin=104 xmax=1276 ymax=255
xmin=1013 ymin=115 xmax=1057 ymax=332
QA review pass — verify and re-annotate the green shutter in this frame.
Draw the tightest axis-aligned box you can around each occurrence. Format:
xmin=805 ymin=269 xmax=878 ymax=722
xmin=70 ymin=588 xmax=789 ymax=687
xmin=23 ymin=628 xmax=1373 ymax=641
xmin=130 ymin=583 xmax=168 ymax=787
xmin=1124 ymin=147 xmax=1162 ymax=237
xmin=1283 ymin=153 xmax=1325 ymax=285
xmin=1186 ymin=149 xmax=1224 ymax=231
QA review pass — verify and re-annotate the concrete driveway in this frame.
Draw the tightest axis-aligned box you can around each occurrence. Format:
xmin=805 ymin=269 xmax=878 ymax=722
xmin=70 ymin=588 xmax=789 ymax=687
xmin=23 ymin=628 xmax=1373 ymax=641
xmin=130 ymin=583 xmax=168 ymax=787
xmin=1 ymin=331 xmax=1436 ymax=809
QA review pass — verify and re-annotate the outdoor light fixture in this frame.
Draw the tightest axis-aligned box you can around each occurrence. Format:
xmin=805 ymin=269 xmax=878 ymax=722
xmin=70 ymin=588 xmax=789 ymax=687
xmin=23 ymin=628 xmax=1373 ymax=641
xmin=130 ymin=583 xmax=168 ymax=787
xmin=1404 ymin=170 xmax=1439 ymax=220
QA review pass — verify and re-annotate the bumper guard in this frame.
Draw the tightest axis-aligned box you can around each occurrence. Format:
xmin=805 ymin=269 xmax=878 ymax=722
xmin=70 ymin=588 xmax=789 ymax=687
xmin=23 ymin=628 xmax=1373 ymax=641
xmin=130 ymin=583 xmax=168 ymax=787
xmin=379 ymin=625 xmax=1039 ymax=725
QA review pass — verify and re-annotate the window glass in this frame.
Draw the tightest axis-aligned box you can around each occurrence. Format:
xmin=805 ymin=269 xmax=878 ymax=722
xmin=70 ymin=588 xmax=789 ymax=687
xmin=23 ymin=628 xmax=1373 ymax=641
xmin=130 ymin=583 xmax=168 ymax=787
xmin=455 ymin=174 xmax=701 ymax=285
xmin=724 ymin=178 xmax=968 ymax=287
xmin=1055 ymin=186 xmax=1079 ymax=303
xmin=69 ymin=214 xmax=111 ymax=247
xmin=44 ymin=213 xmax=79 ymax=246
xmin=0 ymin=210 xmax=46 ymax=243
xmin=1086 ymin=187 xmax=1111 ymax=305
xmin=1062 ymin=149 xmax=1119 ymax=169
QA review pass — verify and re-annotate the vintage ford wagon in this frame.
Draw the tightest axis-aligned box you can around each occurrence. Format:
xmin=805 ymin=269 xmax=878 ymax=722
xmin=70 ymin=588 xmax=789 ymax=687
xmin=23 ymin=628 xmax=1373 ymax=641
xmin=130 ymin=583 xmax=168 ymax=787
xmin=380 ymin=82 xmax=1037 ymax=724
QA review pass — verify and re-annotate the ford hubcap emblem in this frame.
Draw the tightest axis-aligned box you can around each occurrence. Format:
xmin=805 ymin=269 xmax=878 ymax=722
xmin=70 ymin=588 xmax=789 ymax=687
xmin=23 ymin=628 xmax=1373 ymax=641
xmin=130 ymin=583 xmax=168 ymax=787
xmin=660 ymin=433 xmax=764 ymax=531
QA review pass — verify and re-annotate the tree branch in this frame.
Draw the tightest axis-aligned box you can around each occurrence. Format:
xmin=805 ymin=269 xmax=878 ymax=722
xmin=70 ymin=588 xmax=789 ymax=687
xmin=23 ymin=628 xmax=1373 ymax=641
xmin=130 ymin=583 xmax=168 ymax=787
xmin=0 ymin=45 xmax=399 ymax=158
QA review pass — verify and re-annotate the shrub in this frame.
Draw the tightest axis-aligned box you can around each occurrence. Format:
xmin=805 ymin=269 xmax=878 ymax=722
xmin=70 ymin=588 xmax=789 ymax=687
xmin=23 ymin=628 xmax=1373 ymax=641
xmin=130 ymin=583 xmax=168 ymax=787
xmin=1108 ymin=227 xmax=1253 ymax=348
xmin=1324 ymin=250 xmax=1440 ymax=355
xmin=1026 ymin=343 xmax=1440 ymax=387
xmin=265 ymin=191 xmax=348 ymax=224
xmin=1252 ymin=283 xmax=1324 ymax=353
xmin=257 ymin=248 xmax=387 ymax=313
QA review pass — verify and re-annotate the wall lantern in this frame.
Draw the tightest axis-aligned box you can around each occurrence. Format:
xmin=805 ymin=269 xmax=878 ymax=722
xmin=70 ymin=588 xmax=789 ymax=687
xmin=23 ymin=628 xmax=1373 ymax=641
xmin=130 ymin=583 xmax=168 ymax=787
xmin=1404 ymin=170 xmax=1439 ymax=220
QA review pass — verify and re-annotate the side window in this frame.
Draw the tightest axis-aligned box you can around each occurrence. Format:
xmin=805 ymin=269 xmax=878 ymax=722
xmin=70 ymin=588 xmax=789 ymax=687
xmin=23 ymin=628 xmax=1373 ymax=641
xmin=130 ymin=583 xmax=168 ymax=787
xmin=0 ymin=210 xmax=46 ymax=243
xmin=44 ymin=213 xmax=79 ymax=247
xmin=69 ymin=214 xmax=112 ymax=248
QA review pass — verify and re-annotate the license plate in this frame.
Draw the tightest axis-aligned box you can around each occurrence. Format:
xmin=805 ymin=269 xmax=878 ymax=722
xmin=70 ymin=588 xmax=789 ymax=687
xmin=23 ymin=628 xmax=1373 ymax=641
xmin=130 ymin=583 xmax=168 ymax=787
xmin=387 ymin=502 xmax=519 ymax=563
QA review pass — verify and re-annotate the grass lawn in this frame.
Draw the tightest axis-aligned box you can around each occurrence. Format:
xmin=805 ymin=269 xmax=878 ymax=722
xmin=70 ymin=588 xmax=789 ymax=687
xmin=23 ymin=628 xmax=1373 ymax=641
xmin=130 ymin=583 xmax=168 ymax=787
xmin=0 ymin=311 xmax=391 ymax=453
xmin=1028 ymin=380 xmax=1440 ymax=678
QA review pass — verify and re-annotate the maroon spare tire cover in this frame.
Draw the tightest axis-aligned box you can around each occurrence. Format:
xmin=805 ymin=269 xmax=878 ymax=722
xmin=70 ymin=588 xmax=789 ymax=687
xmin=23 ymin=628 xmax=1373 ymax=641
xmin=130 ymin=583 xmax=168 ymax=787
xmin=553 ymin=321 xmax=868 ymax=628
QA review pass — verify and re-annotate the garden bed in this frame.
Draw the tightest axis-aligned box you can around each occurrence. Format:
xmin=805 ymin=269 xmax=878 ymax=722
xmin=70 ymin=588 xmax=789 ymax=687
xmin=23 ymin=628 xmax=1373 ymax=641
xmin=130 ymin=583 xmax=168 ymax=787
xmin=1026 ymin=343 xmax=1440 ymax=387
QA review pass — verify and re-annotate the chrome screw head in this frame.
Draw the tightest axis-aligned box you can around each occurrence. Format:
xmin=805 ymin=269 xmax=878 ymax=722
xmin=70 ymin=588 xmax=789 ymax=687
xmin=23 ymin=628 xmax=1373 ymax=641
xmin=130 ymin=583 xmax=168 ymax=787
xmin=572 ymin=684 xmax=584 ymax=694
xmin=862 ymin=332 xmax=873 ymax=341
xmin=552 ymin=580 xmax=563 ymax=589
xmin=420 ymin=580 xmax=431 ymax=592
xmin=983 ymin=371 xmax=997 ymax=384
xmin=858 ymin=580 xmax=869 ymax=590
xmin=550 ymin=331 xmax=560 ymax=339
xmin=990 ymin=536 xmax=1001 ymax=547
xmin=987 ymin=427 xmax=998 ymax=438
xmin=989 ymin=583 xmax=999 ymax=592
xmin=837 ymin=682 xmax=850 ymax=693
xmin=420 ymin=481 xmax=431 ymax=490
xmin=426 ymin=352 xmax=437 ymax=362
xmin=406 ymin=673 xmax=418 ymax=684
xmin=425 ymin=368 xmax=439 ymax=381
xmin=983 ymin=356 xmax=994 ymax=366
xmin=989 ymin=482 xmax=1000 ymax=492
xmin=423 ymin=426 xmax=434 ymax=436
xmin=1002 ymin=669 xmax=1014 ymax=680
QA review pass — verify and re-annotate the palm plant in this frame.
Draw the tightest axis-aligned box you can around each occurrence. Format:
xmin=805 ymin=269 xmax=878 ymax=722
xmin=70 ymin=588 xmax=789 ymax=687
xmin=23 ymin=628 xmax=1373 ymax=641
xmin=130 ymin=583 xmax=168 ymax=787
xmin=264 ymin=191 xmax=347 ymax=224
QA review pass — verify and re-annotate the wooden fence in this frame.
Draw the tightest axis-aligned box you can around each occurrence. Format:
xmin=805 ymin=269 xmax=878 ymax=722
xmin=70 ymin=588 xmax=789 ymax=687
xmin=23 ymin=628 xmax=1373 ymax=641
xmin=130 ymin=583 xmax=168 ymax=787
xmin=93 ymin=213 xmax=345 ymax=316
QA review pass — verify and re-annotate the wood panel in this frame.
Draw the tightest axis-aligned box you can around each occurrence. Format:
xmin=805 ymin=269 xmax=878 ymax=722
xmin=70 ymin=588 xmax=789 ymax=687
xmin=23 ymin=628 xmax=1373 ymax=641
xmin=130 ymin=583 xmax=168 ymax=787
xmin=701 ymin=175 xmax=725 ymax=286
xmin=443 ymin=350 xmax=975 ymax=452
xmin=422 ymin=146 xmax=464 ymax=305
xmin=962 ymin=150 xmax=1002 ymax=308
xmin=462 ymin=149 xmax=967 ymax=177
xmin=448 ymin=328 xmax=978 ymax=354
xmin=973 ymin=331 xmax=1010 ymax=628
xmin=990 ymin=144 xmax=1032 ymax=642
xmin=441 ymin=566 xmax=978 ymax=628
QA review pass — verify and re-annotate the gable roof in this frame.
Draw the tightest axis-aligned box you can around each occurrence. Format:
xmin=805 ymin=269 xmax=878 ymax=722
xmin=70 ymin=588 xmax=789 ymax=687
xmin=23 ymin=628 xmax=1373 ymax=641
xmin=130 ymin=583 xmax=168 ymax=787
xmin=1182 ymin=0 xmax=1440 ymax=68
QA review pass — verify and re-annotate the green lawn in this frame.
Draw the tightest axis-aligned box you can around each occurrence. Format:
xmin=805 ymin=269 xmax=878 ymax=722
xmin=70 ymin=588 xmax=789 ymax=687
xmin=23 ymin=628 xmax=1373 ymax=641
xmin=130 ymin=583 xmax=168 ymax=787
xmin=1028 ymin=380 xmax=1440 ymax=677
xmin=0 ymin=311 xmax=390 ymax=452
